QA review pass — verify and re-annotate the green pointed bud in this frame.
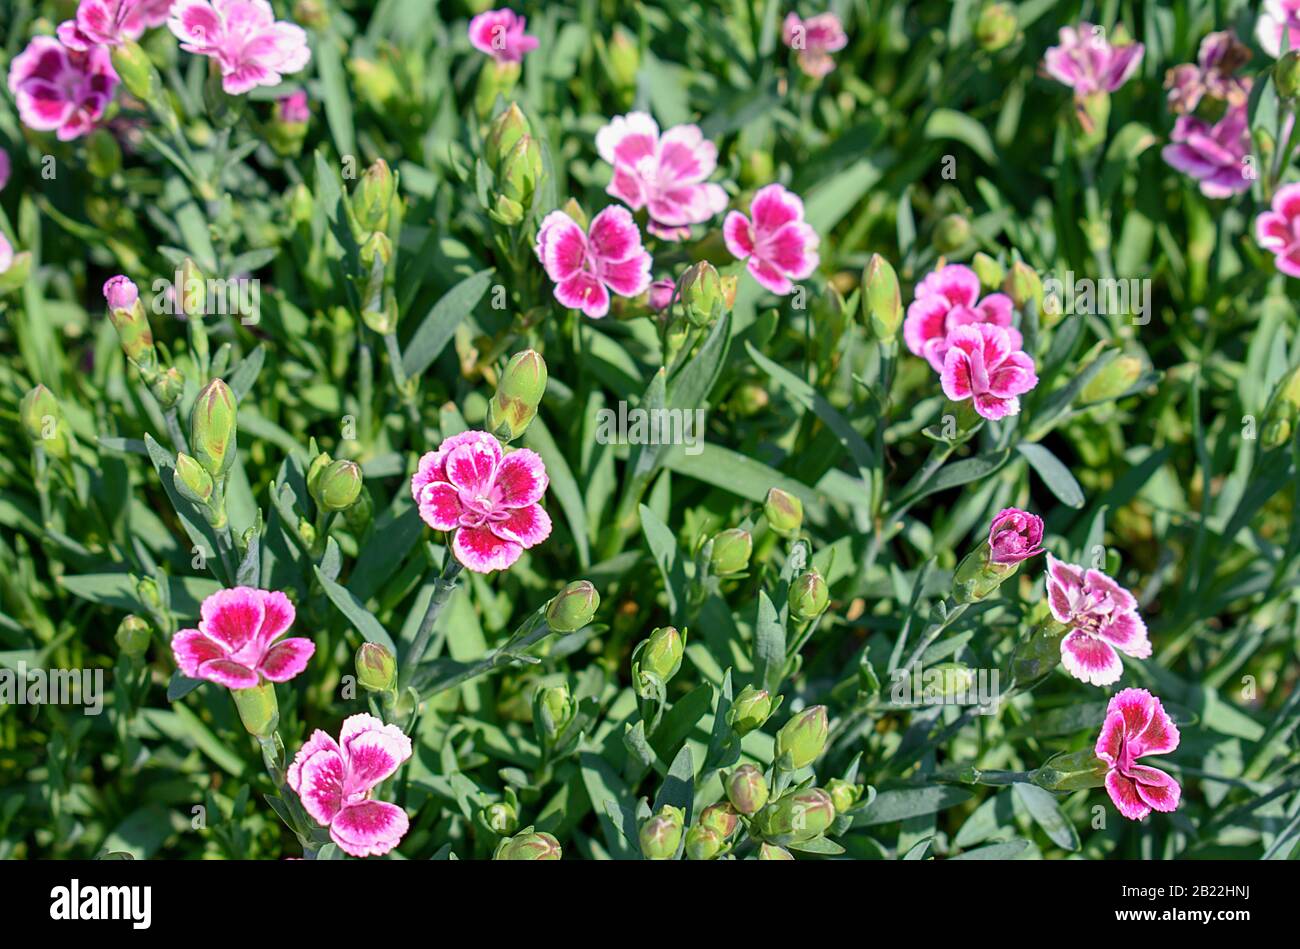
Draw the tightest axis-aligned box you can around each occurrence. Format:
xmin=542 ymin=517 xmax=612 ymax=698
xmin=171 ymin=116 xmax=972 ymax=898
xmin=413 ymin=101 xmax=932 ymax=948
xmin=933 ymin=214 xmax=972 ymax=254
xmin=1030 ymin=750 xmax=1109 ymax=792
xmin=1009 ymin=615 xmax=1069 ymax=688
xmin=297 ymin=516 xmax=317 ymax=548
xmin=826 ymin=778 xmax=863 ymax=814
xmin=725 ymin=764 xmax=770 ymax=815
xmin=475 ymin=59 xmax=521 ymax=119
xmin=924 ymin=662 xmax=976 ymax=699
xmin=288 ymin=182 xmax=314 ymax=225
xmin=231 ymin=679 xmax=279 ymax=739
xmin=758 ymin=842 xmax=795 ymax=860
xmin=1262 ymin=364 xmax=1300 ymax=448
xmin=488 ymin=349 xmax=547 ymax=442
xmin=639 ymin=805 xmax=685 ymax=860
xmin=862 ymin=253 xmax=903 ymax=342
xmin=354 ymin=159 xmax=396 ymax=234
xmin=0 ymin=251 xmax=32 ymax=294
xmin=355 ymin=642 xmax=397 ymax=693
xmin=479 ymin=801 xmax=519 ymax=836
xmin=698 ymin=802 xmax=740 ymax=838
xmin=190 ymin=379 xmax=238 ymax=479
xmin=151 ymin=366 xmax=185 ymax=411
xmin=314 ymin=459 xmax=363 ymax=511
xmin=174 ymin=452 xmax=215 ymax=506
xmin=1278 ymin=51 xmax=1300 ymax=100
xmin=110 ymin=41 xmax=161 ymax=101
xmin=494 ymin=829 xmax=562 ymax=860
xmin=135 ymin=576 xmax=163 ymax=613
xmin=972 ymin=252 xmax=1005 ymax=290
xmin=86 ymin=128 xmax=122 ymax=178
xmin=545 ymin=580 xmax=599 ymax=633
xmin=975 ymin=2 xmax=1018 ymax=52
xmin=1073 ymin=90 xmax=1111 ymax=153
xmin=1002 ymin=261 xmax=1040 ymax=315
xmin=753 ymin=788 xmax=836 ymax=844
xmin=763 ymin=487 xmax=803 ymax=538
xmin=684 ymin=825 xmax=724 ymax=860
xmin=728 ymin=685 xmax=774 ymax=736
xmin=607 ymin=27 xmax=640 ymax=92
xmin=637 ymin=626 xmax=685 ymax=685
xmin=535 ymin=684 xmax=574 ymax=738
xmin=709 ymin=528 xmax=753 ymax=576
xmin=776 ymin=705 xmax=829 ymax=769
xmin=1081 ymin=354 xmax=1143 ymax=403
xmin=789 ymin=570 xmax=829 ymax=621
xmin=490 ymin=194 xmax=525 ymax=226
xmin=679 ymin=261 xmax=723 ymax=327
xmin=497 ymin=134 xmax=542 ymax=206
xmin=115 ymin=615 xmax=152 ymax=659
xmin=952 ymin=542 xmax=1017 ymax=603
xmin=306 ymin=451 xmax=333 ymax=498
xmin=485 ymin=103 xmax=531 ymax=171
xmin=20 ymin=385 xmax=70 ymax=459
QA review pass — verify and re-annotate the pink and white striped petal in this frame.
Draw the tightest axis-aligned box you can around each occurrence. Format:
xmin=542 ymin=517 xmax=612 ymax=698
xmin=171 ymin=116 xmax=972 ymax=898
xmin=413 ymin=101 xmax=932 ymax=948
xmin=490 ymin=503 xmax=552 ymax=548
xmin=454 ymin=525 xmax=524 ymax=573
xmin=291 ymin=746 xmax=347 ymax=826
xmin=494 ymin=450 xmax=549 ymax=506
xmin=418 ymin=481 xmax=463 ymax=531
xmin=171 ymin=629 xmax=228 ymax=678
xmin=259 ymin=638 xmax=315 ymax=682
xmin=1059 ymin=631 xmax=1124 ymax=686
xmin=330 ymin=801 xmax=410 ymax=857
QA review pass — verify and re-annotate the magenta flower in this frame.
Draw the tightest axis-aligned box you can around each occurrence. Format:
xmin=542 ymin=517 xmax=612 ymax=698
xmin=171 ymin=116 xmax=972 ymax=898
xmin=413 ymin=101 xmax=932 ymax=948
xmin=7 ymin=37 xmax=119 ymax=142
xmin=0 ymin=148 xmax=9 ymax=192
xmin=535 ymin=206 xmax=652 ymax=318
xmin=1045 ymin=554 xmax=1151 ymax=687
xmin=782 ymin=12 xmax=848 ymax=78
xmin=723 ymin=183 xmax=820 ymax=295
xmin=103 ymin=274 xmax=139 ymax=310
xmin=1259 ymin=0 xmax=1300 ymax=58
xmin=468 ymin=8 xmax=538 ymax=64
xmin=288 ymin=713 xmax=412 ymax=858
xmin=647 ymin=278 xmax=676 ymax=311
xmin=904 ymin=264 xmax=1019 ymax=373
xmin=168 ymin=0 xmax=312 ymax=96
xmin=1164 ymin=31 xmax=1251 ymax=114
xmin=1095 ymin=689 xmax=1181 ymax=820
xmin=988 ymin=508 xmax=1045 ymax=565
xmin=595 ymin=112 xmax=728 ymax=241
xmin=277 ymin=89 xmax=310 ymax=123
xmin=1162 ymin=102 xmax=1251 ymax=198
xmin=171 ymin=587 xmax=316 ymax=689
xmin=1255 ymin=183 xmax=1300 ymax=278
xmin=939 ymin=324 xmax=1037 ymax=421
xmin=58 ymin=0 xmax=173 ymax=50
xmin=411 ymin=430 xmax=552 ymax=573
xmin=1042 ymin=24 xmax=1144 ymax=96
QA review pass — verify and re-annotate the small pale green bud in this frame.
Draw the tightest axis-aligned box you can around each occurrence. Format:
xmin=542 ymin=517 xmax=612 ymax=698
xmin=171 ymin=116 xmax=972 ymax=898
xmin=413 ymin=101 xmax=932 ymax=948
xmin=494 ymin=829 xmax=562 ymax=860
xmin=924 ymin=662 xmax=976 ymax=699
xmin=535 ymin=684 xmax=574 ymax=737
xmin=728 ymin=685 xmax=774 ymax=736
xmin=314 ymin=459 xmax=363 ymax=512
xmin=709 ymin=528 xmax=753 ymax=576
xmin=684 ymin=825 xmax=724 ymax=860
xmin=698 ymin=802 xmax=740 ymax=838
xmin=789 ymin=570 xmax=829 ymax=621
xmin=115 ymin=615 xmax=152 ymax=658
xmin=972 ymin=252 xmax=1005 ymax=289
xmin=545 ymin=580 xmax=599 ymax=633
xmin=475 ymin=60 xmax=521 ymax=119
xmin=975 ymin=2 xmax=1018 ymax=52
xmin=497 ymin=134 xmax=542 ymax=207
xmin=1073 ymin=91 xmax=1111 ymax=153
xmin=485 ymin=103 xmax=531 ymax=171
xmin=360 ymin=230 xmax=393 ymax=270
xmin=952 ymin=542 xmax=1016 ymax=603
xmin=1262 ymin=364 xmax=1300 ymax=448
xmin=20 ymin=385 xmax=70 ymax=459
xmin=933 ymin=214 xmax=972 ymax=254
xmin=110 ymin=41 xmax=160 ymax=101
xmin=758 ymin=842 xmax=795 ymax=860
xmin=679 ymin=261 xmax=723 ymax=327
xmin=863 ymin=253 xmax=903 ymax=341
xmin=151 ymin=366 xmax=185 ymax=411
xmin=753 ymin=788 xmax=836 ymax=843
xmin=490 ymin=195 xmax=525 ymax=226
xmin=174 ymin=452 xmax=215 ymax=505
xmin=231 ymin=679 xmax=279 ymax=739
xmin=479 ymin=801 xmax=519 ymax=836
xmin=726 ymin=764 xmax=770 ymax=815
xmin=775 ymin=705 xmax=829 ymax=769
xmin=354 ymin=159 xmax=396 ymax=233
xmin=1278 ymin=50 xmax=1300 ymax=100
xmin=355 ymin=642 xmax=397 ymax=693
xmin=638 ymin=626 xmax=685 ymax=685
xmin=135 ymin=576 xmax=163 ymax=613
xmin=1031 ymin=750 xmax=1109 ymax=791
xmin=606 ymin=27 xmax=639 ymax=91
xmin=178 ymin=257 xmax=207 ymax=319
xmin=488 ymin=349 xmax=547 ymax=441
xmin=190 ymin=379 xmax=238 ymax=479
xmin=639 ymin=805 xmax=685 ymax=859
xmin=763 ymin=487 xmax=803 ymax=538
xmin=1081 ymin=355 xmax=1143 ymax=403
xmin=826 ymin=778 xmax=862 ymax=814
xmin=1003 ymin=260 xmax=1043 ymax=313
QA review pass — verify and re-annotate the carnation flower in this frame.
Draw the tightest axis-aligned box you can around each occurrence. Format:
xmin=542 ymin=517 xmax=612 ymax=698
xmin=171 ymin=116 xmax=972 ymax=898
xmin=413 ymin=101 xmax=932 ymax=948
xmin=1045 ymin=554 xmax=1151 ymax=686
xmin=781 ymin=12 xmax=848 ymax=78
xmin=1163 ymin=30 xmax=1251 ymax=114
xmin=58 ymin=0 xmax=174 ymax=50
xmin=171 ymin=587 xmax=316 ymax=689
xmin=904 ymin=263 xmax=1019 ymax=373
xmin=723 ymin=183 xmax=820 ymax=295
xmin=988 ymin=508 xmax=1044 ymax=564
xmin=1254 ymin=182 xmax=1300 ymax=278
xmin=1095 ymin=689 xmax=1181 ymax=820
xmin=168 ymin=0 xmax=312 ymax=96
xmin=1258 ymin=0 xmax=1300 ymax=58
xmin=7 ymin=36 xmax=119 ymax=142
xmin=534 ymin=206 xmax=652 ymax=318
xmin=1161 ymin=101 xmax=1252 ymax=198
xmin=468 ymin=8 xmax=538 ymax=64
xmin=1041 ymin=23 xmax=1144 ymax=96
xmin=277 ymin=89 xmax=310 ymax=123
xmin=411 ymin=430 xmax=552 ymax=573
xmin=939 ymin=324 xmax=1037 ymax=420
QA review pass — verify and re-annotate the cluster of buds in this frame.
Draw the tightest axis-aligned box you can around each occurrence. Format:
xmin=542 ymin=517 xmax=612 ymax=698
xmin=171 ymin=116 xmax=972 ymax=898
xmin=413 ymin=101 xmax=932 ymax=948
xmin=352 ymin=159 xmax=401 ymax=334
xmin=104 ymin=277 xmax=185 ymax=411
xmin=493 ymin=827 xmax=562 ymax=860
xmin=487 ymin=349 xmax=548 ymax=443
xmin=1262 ymin=364 xmax=1300 ymax=448
xmin=175 ymin=380 xmax=239 ymax=530
xmin=19 ymin=385 xmax=71 ymax=461
xmin=484 ymin=104 xmax=544 ymax=227
xmin=632 ymin=625 xmax=686 ymax=701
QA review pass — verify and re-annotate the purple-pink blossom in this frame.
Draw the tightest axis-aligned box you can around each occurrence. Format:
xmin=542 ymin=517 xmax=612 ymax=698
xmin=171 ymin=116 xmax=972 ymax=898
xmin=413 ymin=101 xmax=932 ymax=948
xmin=1041 ymin=24 xmax=1144 ymax=96
xmin=168 ymin=0 xmax=312 ymax=96
xmin=1046 ymin=554 xmax=1151 ymax=687
xmin=988 ymin=508 xmax=1044 ymax=565
xmin=103 ymin=275 xmax=139 ymax=310
xmin=277 ymin=89 xmax=310 ymax=123
xmin=468 ymin=8 xmax=538 ymax=64
xmin=535 ymin=205 xmax=652 ymax=318
xmin=647 ymin=278 xmax=676 ymax=311
xmin=1162 ymin=101 xmax=1251 ymax=198
xmin=411 ymin=430 xmax=552 ymax=573
xmin=781 ymin=12 xmax=848 ymax=78
xmin=58 ymin=0 xmax=173 ymax=50
xmin=1258 ymin=0 xmax=1300 ymax=58
xmin=1095 ymin=688 xmax=1181 ymax=821
xmin=288 ymin=713 xmax=412 ymax=857
xmin=1164 ymin=31 xmax=1251 ymax=114
xmin=171 ymin=587 xmax=316 ymax=689
xmin=1255 ymin=183 xmax=1300 ymax=278
xmin=7 ymin=37 xmax=119 ymax=142
xmin=0 ymin=147 xmax=9 ymax=192
xmin=939 ymin=324 xmax=1037 ymax=421
xmin=723 ymin=183 xmax=820 ymax=295
xmin=595 ymin=112 xmax=728 ymax=241
xmin=904 ymin=264 xmax=1019 ymax=373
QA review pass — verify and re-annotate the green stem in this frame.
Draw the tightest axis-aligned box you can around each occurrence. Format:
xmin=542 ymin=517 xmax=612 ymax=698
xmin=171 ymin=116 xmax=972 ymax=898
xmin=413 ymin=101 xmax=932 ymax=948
xmin=400 ymin=558 xmax=465 ymax=689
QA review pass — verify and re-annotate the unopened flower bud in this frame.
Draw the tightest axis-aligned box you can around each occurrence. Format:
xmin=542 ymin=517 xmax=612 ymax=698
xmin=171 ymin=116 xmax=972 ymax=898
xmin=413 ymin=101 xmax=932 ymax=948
xmin=775 ymin=705 xmax=829 ymax=769
xmin=174 ymin=452 xmax=215 ymax=506
xmin=20 ymin=385 xmax=70 ymax=459
xmin=1003 ymin=260 xmax=1043 ymax=313
xmin=314 ymin=459 xmax=363 ymax=512
xmin=758 ymin=842 xmax=795 ymax=860
xmin=545 ymin=580 xmax=599 ymax=633
xmin=726 ymin=764 xmax=769 ymax=815
xmin=684 ymin=825 xmax=723 ymax=860
xmin=647 ymin=279 xmax=676 ymax=312
xmin=115 ymin=615 xmax=152 ymax=658
xmin=680 ymin=261 xmax=723 ymax=327
xmin=1278 ymin=50 xmax=1300 ymax=101
xmin=86 ymin=128 xmax=122 ymax=178
xmin=479 ymin=800 xmax=518 ymax=836
xmin=728 ymin=685 xmax=774 ymax=736
xmin=151 ymin=366 xmax=185 ymax=411
xmin=637 ymin=626 xmax=685 ymax=687
xmin=494 ymin=829 xmax=562 ymax=860
xmin=231 ymin=679 xmax=279 ymax=739
xmin=606 ymin=26 xmax=639 ymax=92
xmin=1030 ymin=749 xmax=1109 ymax=791
xmin=475 ymin=59 xmax=521 ymax=118
xmin=789 ymin=570 xmax=829 ymax=621
xmin=1082 ymin=354 xmax=1143 ymax=403
xmin=753 ymin=787 xmax=836 ymax=843
xmin=975 ymin=2 xmax=1018 ymax=52
xmin=953 ymin=543 xmax=1017 ymax=603
xmin=535 ymin=684 xmax=574 ymax=737
xmin=826 ymin=778 xmax=862 ymax=814
xmin=110 ymin=41 xmax=160 ymax=101
xmin=178 ymin=257 xmax=207 ymax=319
xmin=933 ymin=214 xmax=972 ymax=254
xmin=764 ymin=487 xmax=803 ymax=538
xmin=190 ymin=379 xmax=238 ymax=479
xmin=698 ymin=802 xmax=740 ymax=838
xmin=972 ymin=252 xmax=1005 ymax=289
xmin=709 ymin=528 xmax=753 ymax=576
xmin=485 ymin=103 xmax=531 ymax=171
xmin=497 ymin=134 xmax=542 ymax=207
xmin=104 ymin=276 xmax=157 ymax=375
xmin=488 ymin=349 xmax=547 ymax=442
xmin=354 ymin=159 xmax=396 ymax=234
xmin=1262 ymin=364 xmax=1300 ymax=449
xmin=360 ymin=230 xmax=393 ymax=270
xmin=860 ymin=253 xmax=903 ymax=342
xmin=355 ymin=642 xmax=397 ymax=693
xmin=268 ymin=91 xmax=310 ymax=156
xmin=639 ymin=805 xmax=685 ymax=859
